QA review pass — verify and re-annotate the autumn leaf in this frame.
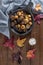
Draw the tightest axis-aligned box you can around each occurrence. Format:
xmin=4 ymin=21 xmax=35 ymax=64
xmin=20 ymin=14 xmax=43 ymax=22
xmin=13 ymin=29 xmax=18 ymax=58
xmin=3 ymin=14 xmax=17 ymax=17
xmin=3 ymin=36 xmax=15 ymax=50
xmin=26 ymin=49 xmax=36 ymax=59
xmin=17 ymin=38 xmax=26 ymax=47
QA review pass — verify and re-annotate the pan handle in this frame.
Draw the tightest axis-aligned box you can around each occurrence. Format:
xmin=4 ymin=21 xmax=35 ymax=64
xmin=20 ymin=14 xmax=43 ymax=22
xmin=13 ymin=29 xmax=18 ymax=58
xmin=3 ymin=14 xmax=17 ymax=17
xmin=24 ymin=0 xmax=33 ymax=12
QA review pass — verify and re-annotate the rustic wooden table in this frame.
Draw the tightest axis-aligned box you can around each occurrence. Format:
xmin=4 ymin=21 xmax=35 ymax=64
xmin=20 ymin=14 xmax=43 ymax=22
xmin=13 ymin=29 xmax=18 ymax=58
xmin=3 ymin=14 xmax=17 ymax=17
xmin=0 ymin=20 xmax=43 ymax=65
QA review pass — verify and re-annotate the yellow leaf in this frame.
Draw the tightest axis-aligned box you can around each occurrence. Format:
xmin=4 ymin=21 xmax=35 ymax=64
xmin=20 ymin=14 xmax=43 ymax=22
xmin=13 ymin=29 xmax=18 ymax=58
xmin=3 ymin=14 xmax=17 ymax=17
xmin=17 ymin=38 xmax=26 ymax=47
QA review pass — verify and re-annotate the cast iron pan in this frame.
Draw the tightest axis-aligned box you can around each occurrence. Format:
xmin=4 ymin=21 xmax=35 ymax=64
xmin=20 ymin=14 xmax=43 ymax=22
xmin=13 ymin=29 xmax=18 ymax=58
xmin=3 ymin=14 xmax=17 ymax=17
xmin=9 ymin=6 xmax=34 ymax=36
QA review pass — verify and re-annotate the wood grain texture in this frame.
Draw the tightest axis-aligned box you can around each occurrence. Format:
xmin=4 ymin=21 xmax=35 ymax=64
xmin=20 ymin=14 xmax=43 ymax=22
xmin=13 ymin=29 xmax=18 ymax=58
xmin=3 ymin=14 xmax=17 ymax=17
xmin=0 ymin=20 xmax=43 ymax=65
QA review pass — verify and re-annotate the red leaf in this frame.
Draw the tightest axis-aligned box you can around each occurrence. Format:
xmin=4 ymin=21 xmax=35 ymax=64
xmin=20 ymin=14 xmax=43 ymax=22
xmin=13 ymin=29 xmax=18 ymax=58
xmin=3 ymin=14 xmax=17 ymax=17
xmin=3 ymin=36 xmax=15 ymax=50
xmin=34 ymin=14 xmax=43 ymax=21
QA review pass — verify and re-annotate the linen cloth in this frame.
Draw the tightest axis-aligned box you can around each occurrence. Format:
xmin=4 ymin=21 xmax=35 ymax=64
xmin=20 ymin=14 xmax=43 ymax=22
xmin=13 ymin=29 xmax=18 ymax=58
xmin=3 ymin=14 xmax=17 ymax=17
xmin=0 ymin=0 xmax=43 ymax=38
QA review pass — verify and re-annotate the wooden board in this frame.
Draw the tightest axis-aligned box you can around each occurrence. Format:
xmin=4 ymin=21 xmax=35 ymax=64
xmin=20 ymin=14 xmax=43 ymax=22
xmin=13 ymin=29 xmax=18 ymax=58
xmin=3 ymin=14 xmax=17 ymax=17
xmin=0 ymin=20 xmax=43 ymax=65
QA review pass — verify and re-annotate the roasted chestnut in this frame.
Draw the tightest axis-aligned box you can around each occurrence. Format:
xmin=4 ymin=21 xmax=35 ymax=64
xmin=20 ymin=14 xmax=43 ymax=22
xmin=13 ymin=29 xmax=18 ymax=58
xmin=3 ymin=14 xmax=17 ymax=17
xmin=23 ymin=18 xmax=29 ymax=24
xmin=26 ymin=24 xmax=30 ymax=29
xmin=17 ymin=11 xmax=22 ymax=16
xmin=14 ymin=15 xmax=18 ymax=19
xmin=11 ymin=22 xmax=15 ymax=27
xmin=29 ymin=22 xmax=32 ymax=25
xmin=21 ymin=25 xmax=26 ymax=30
xmin=10 ymin=15 xmax=15 ymax=20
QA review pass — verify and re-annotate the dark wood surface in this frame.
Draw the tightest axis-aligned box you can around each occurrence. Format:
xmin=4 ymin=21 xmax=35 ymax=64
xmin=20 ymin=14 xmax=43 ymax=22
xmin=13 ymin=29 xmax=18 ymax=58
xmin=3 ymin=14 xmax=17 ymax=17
xmin=0 ymin=20 xmax=43 ymax=65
